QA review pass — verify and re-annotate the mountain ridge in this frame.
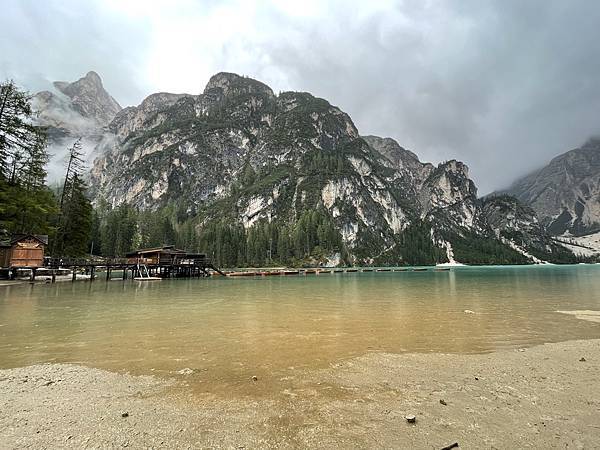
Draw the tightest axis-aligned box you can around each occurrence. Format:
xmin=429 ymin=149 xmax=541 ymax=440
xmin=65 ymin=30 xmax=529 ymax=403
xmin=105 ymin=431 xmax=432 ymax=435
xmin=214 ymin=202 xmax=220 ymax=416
xmin=33 ymin=71 xmax=590 ymax=265
xmin=497 ymin=137 xmax=600 ymax=236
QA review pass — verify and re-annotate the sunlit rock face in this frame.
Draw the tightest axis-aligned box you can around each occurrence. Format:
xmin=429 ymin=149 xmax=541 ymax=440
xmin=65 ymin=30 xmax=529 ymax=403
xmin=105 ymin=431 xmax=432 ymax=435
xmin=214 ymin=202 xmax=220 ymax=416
xmin=500 ymin=138 xmax=600 ymax=236
xmin=72 ymin=71 xmax=562 ymax=262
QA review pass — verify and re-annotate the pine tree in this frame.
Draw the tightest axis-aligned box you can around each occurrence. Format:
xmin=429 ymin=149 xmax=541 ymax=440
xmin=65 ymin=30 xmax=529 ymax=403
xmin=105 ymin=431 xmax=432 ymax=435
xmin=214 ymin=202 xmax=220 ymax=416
xmin=0 ymin=80 xmax=47 ymax=181
xmin=0 ymin=80 xmax=57 ymax=235
xmin=51 ymin=139 xmax=88 ymax=256
xmin=58 ymin=175 xmax=92 ymax=256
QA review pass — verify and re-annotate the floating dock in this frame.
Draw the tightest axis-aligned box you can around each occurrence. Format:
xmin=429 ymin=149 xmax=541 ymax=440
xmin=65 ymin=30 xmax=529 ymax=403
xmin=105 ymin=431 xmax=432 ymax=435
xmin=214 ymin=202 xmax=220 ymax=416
xmin=223 ymin=267 xmax=448 ymax=278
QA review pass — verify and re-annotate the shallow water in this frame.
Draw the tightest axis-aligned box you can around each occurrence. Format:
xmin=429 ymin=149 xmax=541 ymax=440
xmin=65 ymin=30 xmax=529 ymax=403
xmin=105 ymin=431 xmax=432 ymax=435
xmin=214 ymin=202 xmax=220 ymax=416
xmin=1 ymin=265 xmax=600 ymax=393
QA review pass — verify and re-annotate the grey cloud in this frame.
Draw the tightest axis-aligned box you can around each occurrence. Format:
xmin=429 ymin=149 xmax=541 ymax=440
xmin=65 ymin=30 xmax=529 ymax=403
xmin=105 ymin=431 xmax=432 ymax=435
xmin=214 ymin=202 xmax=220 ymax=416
xmin=2 ymin=0 xmax=600 ymax=193
xmin=0 ymin=0 xmax=149 ymax=106
xmin=253 ymin=0 xmax=600 ymax=193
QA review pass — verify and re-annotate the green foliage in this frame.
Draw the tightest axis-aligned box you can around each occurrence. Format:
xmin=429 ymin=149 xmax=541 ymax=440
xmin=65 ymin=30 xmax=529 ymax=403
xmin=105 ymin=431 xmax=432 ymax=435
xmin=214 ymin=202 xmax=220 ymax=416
xmin=397 ymin=222 xmax=447 ymax=265
xmin=99 ymin=204 xmax=138 ymax=257
xmin=195 ymin=209 xmax=343 ymax=268
xmin=0 ymin=80 xmax=47 ymax=181
xmin=53 ymin=175 xmax=92 ymax=256
xmin=449 ymin=231 xmax=529 ymax=265
xmin=0 ymin=80 xmax=59 ymax=238
xmin=0 ymin=177 xmax=58 ymax=235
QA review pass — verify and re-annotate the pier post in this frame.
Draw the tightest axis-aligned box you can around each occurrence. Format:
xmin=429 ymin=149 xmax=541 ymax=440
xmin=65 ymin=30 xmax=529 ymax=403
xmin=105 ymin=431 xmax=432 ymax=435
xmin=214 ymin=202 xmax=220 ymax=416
xmin=91 ymin=266 xmax=95 ymax=281
xmin=51 ymin=270 xmax=56 ymax=283
xmin=123 ymin=267 xmax=127 ymax=280
xmin=106 ymin=265 xmax=111 ymax=281
xmin=72 ymin=267 xmax=77 ymax=281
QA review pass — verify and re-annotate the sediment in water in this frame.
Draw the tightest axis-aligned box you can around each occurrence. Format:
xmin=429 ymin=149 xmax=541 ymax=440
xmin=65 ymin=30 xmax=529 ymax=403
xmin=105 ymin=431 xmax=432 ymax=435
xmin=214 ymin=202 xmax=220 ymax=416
xmin=2 ymin=339 xmax=600 ymax=448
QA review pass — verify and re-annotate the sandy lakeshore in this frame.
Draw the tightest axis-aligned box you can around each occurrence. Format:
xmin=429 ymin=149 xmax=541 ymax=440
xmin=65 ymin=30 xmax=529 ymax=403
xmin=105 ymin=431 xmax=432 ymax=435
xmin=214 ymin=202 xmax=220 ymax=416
xmin=1 ymin=339 xmax=600 ymax=449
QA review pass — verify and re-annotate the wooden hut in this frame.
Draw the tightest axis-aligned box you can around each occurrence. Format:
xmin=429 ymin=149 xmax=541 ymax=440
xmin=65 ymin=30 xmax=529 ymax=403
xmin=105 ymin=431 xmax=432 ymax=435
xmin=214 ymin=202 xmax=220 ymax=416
xmin=0 ymin=234 xmax=48 ymax=268
xmin=125 ymin=245 xmax=206 ymax=266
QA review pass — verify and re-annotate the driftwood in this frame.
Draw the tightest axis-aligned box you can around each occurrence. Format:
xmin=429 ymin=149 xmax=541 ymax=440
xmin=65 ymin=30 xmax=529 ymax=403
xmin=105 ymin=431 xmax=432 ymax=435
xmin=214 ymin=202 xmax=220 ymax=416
xmin=441 ymin=443 xmax=459 ymax=450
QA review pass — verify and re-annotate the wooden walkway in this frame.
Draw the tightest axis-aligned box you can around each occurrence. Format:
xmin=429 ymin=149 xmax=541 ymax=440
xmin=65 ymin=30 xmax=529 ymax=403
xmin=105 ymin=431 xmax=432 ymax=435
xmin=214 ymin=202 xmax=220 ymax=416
xmin=226 ymin=267 xmax=451 ymax=277
xmin=5 ymin=260 xmax=450 ymax=282
xmin=8 ymin=257 xmax=226 ymax=282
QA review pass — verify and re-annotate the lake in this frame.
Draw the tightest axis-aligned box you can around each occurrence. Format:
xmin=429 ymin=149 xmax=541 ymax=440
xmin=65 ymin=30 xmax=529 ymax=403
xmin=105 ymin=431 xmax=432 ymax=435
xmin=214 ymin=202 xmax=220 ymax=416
xmin=2 ymin=265 xmax=600 ymax=395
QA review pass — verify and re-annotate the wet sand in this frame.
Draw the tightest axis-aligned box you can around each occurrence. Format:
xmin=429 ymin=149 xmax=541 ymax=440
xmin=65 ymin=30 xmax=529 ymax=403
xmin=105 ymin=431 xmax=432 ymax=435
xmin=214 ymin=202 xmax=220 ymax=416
xmin=1 ymin=339 xmax=599 ymax=449
xmin=557 ymin=310 xmax=600 ymax=323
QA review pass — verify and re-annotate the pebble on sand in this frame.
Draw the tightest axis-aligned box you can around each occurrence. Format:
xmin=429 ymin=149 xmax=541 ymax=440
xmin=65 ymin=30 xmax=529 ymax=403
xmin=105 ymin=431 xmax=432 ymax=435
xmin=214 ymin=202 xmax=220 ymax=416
xmin=405 ymin=414 xmax=416 ymax=423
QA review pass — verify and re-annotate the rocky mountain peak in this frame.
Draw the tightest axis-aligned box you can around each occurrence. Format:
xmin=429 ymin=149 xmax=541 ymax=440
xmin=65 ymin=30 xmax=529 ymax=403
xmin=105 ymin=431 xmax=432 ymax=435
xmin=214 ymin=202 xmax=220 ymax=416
xmin=52 ymin=71 xmax=121 ymax=126
xmin=203 ymin=72 xmax=275 ymax=99
xmin=480 ymin=195 xmax=540 ymax=233
xmin=363 ymin=135 xmax=432 ymax=177
xmin=362 ymin=135 xmax=420 ymax=163
xmin=500 ymin=137 xmax=600 ymax=235
xmin=108 ymin=92 xmax=192 ymax=139
xmin=582 ymin=137 xmax=600 ymax=149
xmin=84 ymin=70 xmax=102 ymax=84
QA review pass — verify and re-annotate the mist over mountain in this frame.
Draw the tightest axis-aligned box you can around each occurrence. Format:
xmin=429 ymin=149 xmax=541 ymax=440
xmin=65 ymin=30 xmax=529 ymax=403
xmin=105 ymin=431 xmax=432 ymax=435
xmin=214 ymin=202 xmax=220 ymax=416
xmin=31 ymin=71 xmax=120 ymax=182
xmin=498 ymin=138 xmax=600 ymax=236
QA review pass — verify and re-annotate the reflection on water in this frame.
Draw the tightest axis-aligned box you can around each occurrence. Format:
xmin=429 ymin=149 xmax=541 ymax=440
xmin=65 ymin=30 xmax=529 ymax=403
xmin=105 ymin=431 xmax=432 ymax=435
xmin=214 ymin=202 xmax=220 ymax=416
xmin=1 ymin=265 xmax=600 ymax=391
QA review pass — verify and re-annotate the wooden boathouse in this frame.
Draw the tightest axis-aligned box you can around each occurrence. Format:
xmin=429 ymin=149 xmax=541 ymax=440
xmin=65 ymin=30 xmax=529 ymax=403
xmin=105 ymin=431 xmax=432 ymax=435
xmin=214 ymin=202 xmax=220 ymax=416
xmin=0 ymin=234 xmax=48 ymax=275
xmin=123 ymin=245 xmax=224 ymax=278
xmin=0 ymin=237 xmax=225 ymax=281
xmin=125 ymin=245 xmax=203 ymax=266
xmin=38 ymin=245 xmax=226 ymax=281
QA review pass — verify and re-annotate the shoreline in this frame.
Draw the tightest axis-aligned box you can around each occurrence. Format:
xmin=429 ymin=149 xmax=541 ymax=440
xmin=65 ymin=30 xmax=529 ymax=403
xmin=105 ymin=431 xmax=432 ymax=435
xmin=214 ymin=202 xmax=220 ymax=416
xmin=2 ymin=262 xmax=599 ymax=287
xmin=2 ymin=338 xmax=599 ymax=448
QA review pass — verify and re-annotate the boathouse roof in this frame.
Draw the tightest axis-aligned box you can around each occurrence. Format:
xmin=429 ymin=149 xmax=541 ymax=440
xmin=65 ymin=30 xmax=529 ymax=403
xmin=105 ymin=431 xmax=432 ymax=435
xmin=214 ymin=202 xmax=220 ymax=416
xmin=0 ymin=234 xmax=49 ymax=248
xmin=125 ymin=245 xmax=207 ymax=259
xmin=125 ymin=245 xmax=182 ymax=257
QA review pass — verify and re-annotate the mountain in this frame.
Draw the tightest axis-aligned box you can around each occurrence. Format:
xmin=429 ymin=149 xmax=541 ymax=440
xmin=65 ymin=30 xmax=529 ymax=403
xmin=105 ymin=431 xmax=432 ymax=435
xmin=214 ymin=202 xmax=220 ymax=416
xmin=500 ymin=138 xmax=600 ymax=236
xmin=33 ymin=71 xmax=121 ymax=136
xmin=52 ymin=71 xmax=121 ymax=126
xmin=83 ymin=71 xmax=577 ymax=265
xmin=32 ymin=71 xmax=122 ymax=180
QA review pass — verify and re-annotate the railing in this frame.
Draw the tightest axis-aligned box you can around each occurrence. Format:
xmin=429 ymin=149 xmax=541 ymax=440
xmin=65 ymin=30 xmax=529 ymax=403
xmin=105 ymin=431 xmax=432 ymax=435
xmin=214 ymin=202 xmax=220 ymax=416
xmin=44 ymin=257 xmax=131 ymax=267
xmin=44 ymin=256 xmax=212 ymax=268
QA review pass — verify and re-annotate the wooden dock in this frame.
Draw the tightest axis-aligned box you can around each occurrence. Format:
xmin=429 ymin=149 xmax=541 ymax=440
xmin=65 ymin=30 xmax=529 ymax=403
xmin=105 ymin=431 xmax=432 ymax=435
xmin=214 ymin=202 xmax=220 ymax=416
xmin=16 ymin=255 xmax=226 ymax=283
xmin=5 ymin=259 xmax=451 ymax=282
xmin=223 ymin=267 xmax=448 ymax=277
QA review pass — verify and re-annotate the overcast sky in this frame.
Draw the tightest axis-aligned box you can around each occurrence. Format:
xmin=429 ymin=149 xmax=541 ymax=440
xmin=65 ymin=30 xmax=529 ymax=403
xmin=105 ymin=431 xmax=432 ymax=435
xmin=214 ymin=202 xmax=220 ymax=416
xmin=1 ymin=0 xmax=600 ymax=193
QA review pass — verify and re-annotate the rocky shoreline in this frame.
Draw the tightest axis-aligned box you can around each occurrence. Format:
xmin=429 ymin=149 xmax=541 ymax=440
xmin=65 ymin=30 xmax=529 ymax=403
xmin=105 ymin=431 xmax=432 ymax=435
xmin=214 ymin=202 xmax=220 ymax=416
xmin=1 ymin=339 xmax=600 ymax=448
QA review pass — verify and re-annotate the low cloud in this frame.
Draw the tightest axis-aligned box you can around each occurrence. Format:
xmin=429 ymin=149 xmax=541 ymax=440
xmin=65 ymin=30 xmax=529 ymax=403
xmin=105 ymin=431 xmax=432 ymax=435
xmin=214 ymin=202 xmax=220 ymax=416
xmin=2 ymin=0 xmax=600 ymax=193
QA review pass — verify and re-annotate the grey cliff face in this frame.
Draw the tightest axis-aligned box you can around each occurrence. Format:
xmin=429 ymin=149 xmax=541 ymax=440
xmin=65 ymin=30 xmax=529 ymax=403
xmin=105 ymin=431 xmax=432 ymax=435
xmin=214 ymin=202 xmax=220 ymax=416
xmin=420 ymin=160 xmax=478 ymax=230
xmin=502 ymin=138 xmax=600 ymax=236
xmin=32 ymin=71 xmax=122 ymax=142
xmin=477 ymin=195 xmax=570 ymax=262
xmin=30 ymin=72 xmax=124 ymax=181
xmin=53 ymin=71 xmax=122 ymax=127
